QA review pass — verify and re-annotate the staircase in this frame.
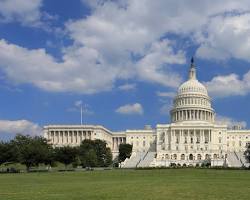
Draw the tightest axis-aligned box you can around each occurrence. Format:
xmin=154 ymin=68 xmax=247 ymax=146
xmin=122 ymin=152 xmax=146 ymax=168
xmin=137 ymin=152 xmax=156 ymax=168
xmin=227 ymin=151 xmax=243 ymax=168
xmin=235 ymin=152 xmax=249 ymax=167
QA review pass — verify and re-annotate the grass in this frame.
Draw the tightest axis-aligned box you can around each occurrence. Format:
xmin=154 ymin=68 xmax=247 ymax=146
xmin=0 ymin=169 xmax=250 ymax=200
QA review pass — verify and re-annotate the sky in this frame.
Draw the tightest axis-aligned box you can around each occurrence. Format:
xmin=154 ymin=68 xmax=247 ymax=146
xmin=0 ymin=0 xmax=250 ymax=140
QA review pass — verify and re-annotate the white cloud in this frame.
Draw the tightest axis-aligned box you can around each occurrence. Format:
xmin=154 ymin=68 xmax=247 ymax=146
xmin=205 ymin=72 xmax=250 ymax=98
xmin=115 ymin=103 xmax=143 ymax=115
xmin=0 ymin=119 xmax=42 ymax=136
xmin=0 ymin=39 xmax=117 ymax=94
xmin=1 ymin=1 xmax=250 ymax=96
xmin=216 ymin=115 xmax=247 ymax=129
xmin=135 ymin=40 xmax=185 ymax=87
xmin=118 ymin=83 xmax=136 ymax=91
xmin=0 ymin=37 xmax=184 ymax=94
xmin=196 ymin=13 xmax=250 ymax=62
xmin=0 ymin=0 xmax=42 ymax=26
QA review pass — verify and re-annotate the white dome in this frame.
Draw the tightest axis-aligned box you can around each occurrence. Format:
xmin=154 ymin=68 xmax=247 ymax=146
xmin=178 ymin=79 xmax=208 ymax=96
xmin=170 ymin=58 xmax=214 ymax=124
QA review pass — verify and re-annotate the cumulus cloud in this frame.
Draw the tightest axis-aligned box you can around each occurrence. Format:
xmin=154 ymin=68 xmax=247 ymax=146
xmin=0 ymin=0 xmax=42 ymax=25
xmin=205 ymin=72 xmax=250 ymax=98
xmin=196 ymin=13 xmax=250 ymax=62
xmin=1 ymin=0 xmax=250 ymax=96
xmin=216 ymin=115 xmax=247 ymax=129
xmin=0 ymin=119 xmax=42 ymax=136
xmin=0 ymin=39 xmax=117 ymax=94
xmin=0 ymin=38 xmax=184 ymax=94
xmin=115 ymin=103 xmax=143 ymax=115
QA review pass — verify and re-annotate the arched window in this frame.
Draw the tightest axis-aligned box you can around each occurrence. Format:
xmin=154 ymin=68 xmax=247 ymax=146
xmin=165 ymin=154 xmax=169 ymax=159
xmin=181 ymin=154 xmax=185 ymax=160
xmin=189 ymin=154 xmax=194 ymax=160
xmin=197 ymin=154 xmax=202 ymax=160
xmin=172 ymin=154 xmax=177 ymax=160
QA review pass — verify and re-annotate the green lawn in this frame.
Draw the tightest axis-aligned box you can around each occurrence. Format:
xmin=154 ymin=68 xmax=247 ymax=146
xmin=0 ymin=169 xmax=249 ymax=200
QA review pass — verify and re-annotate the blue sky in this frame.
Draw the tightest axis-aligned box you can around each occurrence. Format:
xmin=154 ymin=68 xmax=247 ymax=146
xmin=0 ymin=0 xmax=250 ymax=140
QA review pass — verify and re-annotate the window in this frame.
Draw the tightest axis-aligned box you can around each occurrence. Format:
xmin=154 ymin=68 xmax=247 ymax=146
xmin=143 ymin=141 xmax=146 ymax=147
xmin=219 ymin=137 xmax=222 ymax=143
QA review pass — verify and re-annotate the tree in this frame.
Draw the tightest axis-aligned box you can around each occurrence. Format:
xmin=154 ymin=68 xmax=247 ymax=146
xmin=118 ymin=143 xmax=132 ymax=163
xmin=79 ymin=139 xmax=97 ymax=167
xmin=79 ymin=139 xmax=112 ymax=168
xmin=54 ymin=146 xmax=78 ymax=168
xmin=93 ymin=139 xmax=112 ymax=167
xmin=81 ymin=148 xmax=98 ymax=167
xmin=0 ymin=142 xmax=14 ymax=165
xmin=11 ymin=134 xmax=53 ymax=171
xmin=244 ymin=143 xmax=250 ymax=163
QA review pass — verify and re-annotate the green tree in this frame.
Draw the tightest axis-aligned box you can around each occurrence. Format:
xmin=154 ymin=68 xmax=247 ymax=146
xmin=11 ymin=134 xmax=53 ymax=171
xmin=93 ymin=139 xmax=112 ymax=167
xmin=54 ymin=146 xmax=78 ymax=168
xmin=0 ymin=142 xmax=14 ymax=165
xmin=79 ymin=139 xmax=112 ymax=167
xmin=80 ymin=148 xmax=98 ymax=167
xmin=118 ymin=143 xmax=132 ymax=163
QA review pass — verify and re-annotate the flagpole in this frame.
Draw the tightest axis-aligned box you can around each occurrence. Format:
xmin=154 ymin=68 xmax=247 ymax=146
xmin=80 ymin=105 xmax=83 ymax=125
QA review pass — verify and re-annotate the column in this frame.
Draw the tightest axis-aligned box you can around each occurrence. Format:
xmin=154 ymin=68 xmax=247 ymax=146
xmin=115 ymin=138 xmax=118 ymax=149
xmin=201 ymin=129 xmax=204 ymax=144
xmin=55 ymin=131 xmax=59 ymax=144
xmin=48 ymin=131 xmax=51 ymax=141
xmin=60 ymin=131 xmax=63 ymax=144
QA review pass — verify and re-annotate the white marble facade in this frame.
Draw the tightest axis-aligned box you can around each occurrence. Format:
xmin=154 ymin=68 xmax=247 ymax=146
xmin=44 ymin=59 xmax=250 ymax=167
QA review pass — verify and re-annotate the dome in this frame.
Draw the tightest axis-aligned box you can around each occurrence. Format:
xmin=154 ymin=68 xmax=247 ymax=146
xmin=178 ymin=79 xmax=208 ymax=96
xmin=170 ymin=58 xmax=215 ymax=124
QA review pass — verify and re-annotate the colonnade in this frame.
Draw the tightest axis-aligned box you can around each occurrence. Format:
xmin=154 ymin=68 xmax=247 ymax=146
xmin=172 ymin=109 xmax=214 ymax=122
xmin=162 ymin=129 xmax=212 ymax=152
xmin=47 ymin=130 xmax=93 ymax=145
xmin=170 ymin=129 xmax=212 ymax=144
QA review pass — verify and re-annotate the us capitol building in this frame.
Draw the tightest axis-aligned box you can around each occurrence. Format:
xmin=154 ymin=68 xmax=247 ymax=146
xmin=44 ymin=59 xmax=250 ymax=168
